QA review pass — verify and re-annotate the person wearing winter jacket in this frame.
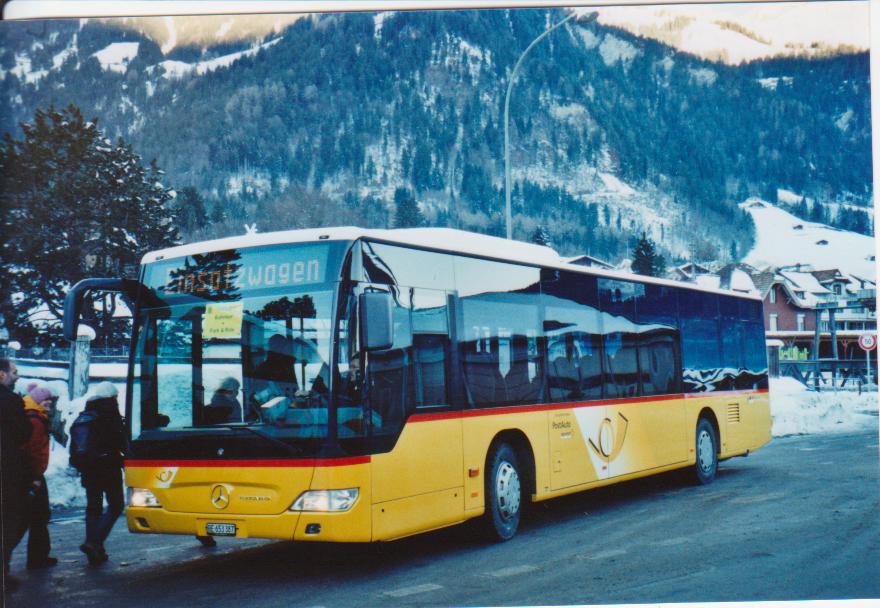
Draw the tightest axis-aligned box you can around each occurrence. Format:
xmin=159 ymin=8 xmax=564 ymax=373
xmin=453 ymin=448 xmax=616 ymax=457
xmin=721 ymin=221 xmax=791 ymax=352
xmin=0 ymin=358 xmax=31 ymax=594
xmin=77 ymin=382 xmax=126 ymax=566
xmin=20 ymin=383 xmax=59 ymax=570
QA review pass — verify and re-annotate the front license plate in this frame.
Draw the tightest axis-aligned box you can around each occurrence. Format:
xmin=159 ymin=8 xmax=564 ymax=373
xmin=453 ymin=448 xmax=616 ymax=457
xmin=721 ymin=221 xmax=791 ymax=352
xmin=205 ymin=523 xmax=237 ymax=536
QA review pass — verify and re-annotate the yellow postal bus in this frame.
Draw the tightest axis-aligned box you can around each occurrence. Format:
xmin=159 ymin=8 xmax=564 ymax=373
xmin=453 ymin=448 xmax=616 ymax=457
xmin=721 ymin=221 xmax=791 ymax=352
xmin=64 ymin=227 xmax=771 ymax=542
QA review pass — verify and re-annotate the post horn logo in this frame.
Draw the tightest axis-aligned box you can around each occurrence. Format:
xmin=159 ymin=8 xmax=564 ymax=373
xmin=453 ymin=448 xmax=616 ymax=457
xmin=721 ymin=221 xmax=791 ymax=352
xmin=156 ymin=470 xmax=173 ymax=483
xmin=589 ymin=412 xmax=629 ymax=463
xmin=211 ymin=485 xmax=231 ymax=510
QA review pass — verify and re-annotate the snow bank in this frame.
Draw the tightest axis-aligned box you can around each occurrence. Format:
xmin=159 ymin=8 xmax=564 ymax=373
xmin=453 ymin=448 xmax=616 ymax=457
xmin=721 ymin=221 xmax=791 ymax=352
xmin=769 ymin=377 xmax=878 ymax=437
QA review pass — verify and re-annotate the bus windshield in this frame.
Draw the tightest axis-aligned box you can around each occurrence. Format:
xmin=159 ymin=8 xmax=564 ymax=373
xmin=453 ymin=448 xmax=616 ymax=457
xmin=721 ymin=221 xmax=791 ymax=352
xmin=129 ymin=241 xmax=350 ymax=450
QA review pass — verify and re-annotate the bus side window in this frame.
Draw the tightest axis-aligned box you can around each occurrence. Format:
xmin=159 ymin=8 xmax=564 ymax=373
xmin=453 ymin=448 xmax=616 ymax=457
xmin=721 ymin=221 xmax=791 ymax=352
xmin=636 ymin=284 xmax=681 ymax=396
xmin=603 ymin=331 xmax=639 ymax=398
xmin=455 ymin=256 xmax=543 ymax=407
xmin=741 ymin=298 xmax=769 ymax=389
xmin=679 ymin=291 xmax=721 ymax=392
xmin=599 ymin=279 xmax=642 ymax=398
xmin=542 ymin=270 xmax=603 ymax=402
xmin=411 ymin=288 xmax=451 ymax=408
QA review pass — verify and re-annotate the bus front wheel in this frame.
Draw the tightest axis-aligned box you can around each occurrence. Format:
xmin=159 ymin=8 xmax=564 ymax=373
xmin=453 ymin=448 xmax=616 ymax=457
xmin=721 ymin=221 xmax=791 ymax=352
xmin=483 ymin=442 xmax=522 ymax=541
xmin=693 ymin=417 xmax=718 ymax=485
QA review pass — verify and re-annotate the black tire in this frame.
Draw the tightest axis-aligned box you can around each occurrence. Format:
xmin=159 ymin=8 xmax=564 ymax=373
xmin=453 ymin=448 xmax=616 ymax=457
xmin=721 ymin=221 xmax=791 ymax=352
xmin=693 ymin=417 xmax=718 ymax=485
xmin=483 ymin=442 xmax=522 ymax=541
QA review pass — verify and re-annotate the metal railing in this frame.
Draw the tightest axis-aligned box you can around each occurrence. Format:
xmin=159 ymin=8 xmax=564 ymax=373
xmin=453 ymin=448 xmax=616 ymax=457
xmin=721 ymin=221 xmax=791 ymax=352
xmin=779 ymin=359 xmax=877 ymax=391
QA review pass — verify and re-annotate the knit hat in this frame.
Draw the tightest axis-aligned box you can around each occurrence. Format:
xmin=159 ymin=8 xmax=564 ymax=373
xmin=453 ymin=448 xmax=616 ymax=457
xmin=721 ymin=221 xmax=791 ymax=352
xmin=218 ymin=377 xmax=240 ymax=392
xmin=27 ymin=383 xmax=53 ymax=404
xmin=87 ymin=381 xmax=119 ymax=401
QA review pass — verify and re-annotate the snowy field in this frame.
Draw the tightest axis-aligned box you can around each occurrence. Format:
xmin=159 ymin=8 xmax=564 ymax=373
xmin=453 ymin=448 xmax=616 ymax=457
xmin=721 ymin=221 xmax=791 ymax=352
xmin=12 ymin=373 xmax=879 ymax=508
xmin=741 ymin=199 xmax=875 ymax=279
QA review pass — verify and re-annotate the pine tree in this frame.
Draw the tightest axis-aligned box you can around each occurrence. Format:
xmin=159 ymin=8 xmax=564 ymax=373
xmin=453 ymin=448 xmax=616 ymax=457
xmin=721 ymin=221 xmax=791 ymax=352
xmin=393 ymin=187 xmax=425 ymax=228
xmin=631 ymin=232 xmax=666 ymax=277
xmin=176 ymin=186 xmax=208 ymax=235
xmin=210 ymin=202 xmax=227 ymax=225
xmin=530 ymin=225 xmax=552 ymax=247
xmin=0 ymin=105 xmax=179 ymax=344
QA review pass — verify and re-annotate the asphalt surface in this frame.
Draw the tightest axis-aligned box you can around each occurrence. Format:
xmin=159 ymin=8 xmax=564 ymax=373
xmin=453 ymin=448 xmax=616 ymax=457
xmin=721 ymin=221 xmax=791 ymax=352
xmin=5 ymin=429 xmax=879 ymax=607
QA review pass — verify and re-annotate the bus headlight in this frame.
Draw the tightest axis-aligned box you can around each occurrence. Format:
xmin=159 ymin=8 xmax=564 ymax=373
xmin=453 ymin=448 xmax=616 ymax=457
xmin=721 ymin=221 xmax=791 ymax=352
xmin=290 ymin=489 xmax=358 ymax=512
xmin=128 ymin=487 xmax=162 ymax=508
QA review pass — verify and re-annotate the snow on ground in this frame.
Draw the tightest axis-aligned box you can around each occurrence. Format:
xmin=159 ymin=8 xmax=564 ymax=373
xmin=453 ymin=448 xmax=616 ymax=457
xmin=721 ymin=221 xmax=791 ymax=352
xmin=742 ymin=199 xmax=875 ymax=278
xmin=52 ymin=37 xmax=77 ymax=69
xmin=374 ymin=12 xmax=392 ymax=38
xmin=92 ymin=42 xmax=139 ymax=73
xmin=9 ymin=53 xmax=48 ymax=84
xmin=776 ymin=188 xmax=805 ymax=205
xmin=13 ymin=364 xmax=878 ymax=508
xmin=158 ymin=37 xmax=281 ymax=79
xmin=769 ymin=377 xmax=878 ymax=437
xmin=598 ymin=172 xmax=637 ymax=197
xmin=598 ymin=34 xmax=640 ymax=67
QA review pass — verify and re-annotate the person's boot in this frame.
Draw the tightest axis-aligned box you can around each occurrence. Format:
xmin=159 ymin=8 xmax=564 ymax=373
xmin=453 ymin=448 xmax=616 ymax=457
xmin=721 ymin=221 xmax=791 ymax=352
xmin=3 ymin=573 xmax=21 ymax=594
xmin=26 ymin=556 xmax=58 ymax=570
xmin=80 ymin=542 xmax=103 ymax=566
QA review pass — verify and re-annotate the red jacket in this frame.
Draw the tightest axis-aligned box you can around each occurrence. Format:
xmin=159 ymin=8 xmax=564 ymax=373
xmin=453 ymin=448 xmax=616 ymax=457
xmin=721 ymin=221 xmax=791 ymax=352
xmin=22 ymin=395 xmax=50 ymax=479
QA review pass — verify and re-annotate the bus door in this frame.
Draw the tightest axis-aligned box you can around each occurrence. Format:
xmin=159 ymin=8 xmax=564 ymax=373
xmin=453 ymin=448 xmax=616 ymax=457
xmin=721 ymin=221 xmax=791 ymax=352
xmin=366 ymin=286 xmax=464 ymax=540
xmin=565 ymin=399 xmax=610 ymax=489
xmin=542 ymin=298 xmax=608 ymax=491
xmin=606 ymin=328 xmax=687 ymax=478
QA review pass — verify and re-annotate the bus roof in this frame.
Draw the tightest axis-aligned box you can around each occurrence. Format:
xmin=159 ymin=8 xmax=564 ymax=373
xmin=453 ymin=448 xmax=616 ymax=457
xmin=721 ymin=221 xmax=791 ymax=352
xmin=141 ymin=226 xmax=559 ymax=265
xmin=141 ymin=226 xmax=761 ymax=301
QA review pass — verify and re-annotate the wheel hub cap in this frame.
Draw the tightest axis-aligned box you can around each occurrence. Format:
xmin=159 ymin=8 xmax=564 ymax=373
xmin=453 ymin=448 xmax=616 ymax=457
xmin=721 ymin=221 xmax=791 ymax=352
xmin=495 ymin=461 xmax=521 ymax=520
xmin=698 ymin=430 xmax=714 ymax=473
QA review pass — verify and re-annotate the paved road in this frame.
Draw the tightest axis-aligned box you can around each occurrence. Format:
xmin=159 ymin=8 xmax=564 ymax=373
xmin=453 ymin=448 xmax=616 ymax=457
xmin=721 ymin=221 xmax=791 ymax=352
xmin=6 ymin=430 xmax=879 ymax=607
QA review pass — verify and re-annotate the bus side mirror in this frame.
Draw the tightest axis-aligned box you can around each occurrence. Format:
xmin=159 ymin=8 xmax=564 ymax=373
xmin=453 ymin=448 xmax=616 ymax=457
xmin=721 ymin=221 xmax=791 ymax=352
xmin=63 ymin=278 xmax=142 ymax=341
xmin=360 ymin=291 xmax=394 ymax=351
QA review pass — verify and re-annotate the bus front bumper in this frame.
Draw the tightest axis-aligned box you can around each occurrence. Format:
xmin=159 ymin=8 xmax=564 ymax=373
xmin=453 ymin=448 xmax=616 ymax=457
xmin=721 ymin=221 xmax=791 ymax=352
xmin=127 ymin=501 xmax=372 ymax=542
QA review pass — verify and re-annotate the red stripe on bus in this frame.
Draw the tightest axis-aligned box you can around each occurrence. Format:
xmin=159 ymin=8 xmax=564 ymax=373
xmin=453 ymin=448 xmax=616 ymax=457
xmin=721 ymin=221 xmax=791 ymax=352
xmin=410 ymin=388 xmax=768 ymax=422
xmin=124 ymin=456 xmax=371 ymax=468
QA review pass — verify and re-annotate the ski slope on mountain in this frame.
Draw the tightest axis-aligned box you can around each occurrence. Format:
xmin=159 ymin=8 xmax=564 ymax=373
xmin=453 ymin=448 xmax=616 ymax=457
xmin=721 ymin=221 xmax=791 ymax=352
xmin=742 ymin=199 xmax=875 ymax=279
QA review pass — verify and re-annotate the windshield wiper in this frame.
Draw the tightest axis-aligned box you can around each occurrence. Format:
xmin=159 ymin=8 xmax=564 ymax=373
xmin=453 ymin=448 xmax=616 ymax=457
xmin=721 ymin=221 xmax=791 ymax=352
xmin=231 ymin=425 xmax=303 ymax=457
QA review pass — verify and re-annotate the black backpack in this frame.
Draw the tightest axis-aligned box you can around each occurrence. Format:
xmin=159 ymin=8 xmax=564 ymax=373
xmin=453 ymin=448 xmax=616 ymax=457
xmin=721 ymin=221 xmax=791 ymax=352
xmin=69 ymin=410 xmax=99 ymax=470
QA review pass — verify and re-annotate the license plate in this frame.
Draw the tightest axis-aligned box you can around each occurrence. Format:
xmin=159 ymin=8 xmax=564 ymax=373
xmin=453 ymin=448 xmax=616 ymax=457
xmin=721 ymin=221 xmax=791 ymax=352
xmin=205 ymin=523 xmax=237 ymax=536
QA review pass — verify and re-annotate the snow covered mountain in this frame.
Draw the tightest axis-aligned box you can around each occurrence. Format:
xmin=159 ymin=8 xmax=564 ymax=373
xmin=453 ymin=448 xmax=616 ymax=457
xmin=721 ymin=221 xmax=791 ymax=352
xmin=0 ymin=9 xmax=872 ymax=266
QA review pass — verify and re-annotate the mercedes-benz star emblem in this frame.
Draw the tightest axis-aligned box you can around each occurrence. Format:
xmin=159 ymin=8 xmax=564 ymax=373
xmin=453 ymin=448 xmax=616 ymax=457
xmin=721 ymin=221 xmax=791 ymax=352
xmin=211 ymin=485 xmax=230 ymax=510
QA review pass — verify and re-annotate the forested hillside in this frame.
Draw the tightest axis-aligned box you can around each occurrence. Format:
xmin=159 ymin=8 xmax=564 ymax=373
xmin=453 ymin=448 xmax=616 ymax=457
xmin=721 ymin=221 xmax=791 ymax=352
xmin=0 ymin=9 xmax=872 ymax=263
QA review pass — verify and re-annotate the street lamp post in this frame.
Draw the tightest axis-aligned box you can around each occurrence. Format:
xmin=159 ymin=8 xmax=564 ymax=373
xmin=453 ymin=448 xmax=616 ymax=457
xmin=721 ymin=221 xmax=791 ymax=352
xmin=503 ymin=11 xmax=597 ymax=240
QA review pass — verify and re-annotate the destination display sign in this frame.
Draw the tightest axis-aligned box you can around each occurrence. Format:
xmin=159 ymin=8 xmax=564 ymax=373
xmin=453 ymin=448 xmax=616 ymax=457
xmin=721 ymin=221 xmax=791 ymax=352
xmin=143 ymin=243 xmax=334 ymax=299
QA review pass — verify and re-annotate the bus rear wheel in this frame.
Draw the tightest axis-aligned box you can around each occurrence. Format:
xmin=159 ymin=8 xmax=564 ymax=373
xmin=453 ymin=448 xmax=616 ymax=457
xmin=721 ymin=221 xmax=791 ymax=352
xmin=483 ymin=442 xmax=522 ymax=541
xmin=693 ymin=417 xmax=718 ymax=485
